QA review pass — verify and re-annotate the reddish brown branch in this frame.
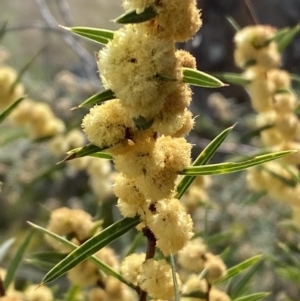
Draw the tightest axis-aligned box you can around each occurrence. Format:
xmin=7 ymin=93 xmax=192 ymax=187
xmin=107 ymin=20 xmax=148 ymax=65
xmin=0 ymin=276 xmax=5 ymax=297
xmin=138 ymin=227 xmax=157 ymax=301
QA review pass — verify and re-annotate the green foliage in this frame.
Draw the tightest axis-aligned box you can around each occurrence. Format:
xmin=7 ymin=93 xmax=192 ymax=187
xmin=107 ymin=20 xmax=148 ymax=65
xmin=32 ymin=217 xmax=140 ymax=286
xmin=0 ymin=97 xmax=25 ymax=124
xmin=4 ymin=230 xmax=34 ymax=289
xmin=61 ymin=26 xmax=114 ymax=45
xmin=28 ymin=221 xmax=136 ymax=288
xmin=176 ymin=125 xmax=234 ymax=199
xmin=183 ymin=68 xmax=226 ymax=88
xmin=114 ymin=7 xmax=157 ymax=24
xmin=74 ymin=89 xmax=115 ymax=109
xmin=180 ymin=151 xmax=294 ymax=176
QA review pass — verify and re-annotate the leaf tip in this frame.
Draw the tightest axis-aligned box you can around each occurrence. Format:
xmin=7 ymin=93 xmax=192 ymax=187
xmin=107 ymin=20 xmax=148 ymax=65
xmin=59 ymin=25 xmax=70 ymax=31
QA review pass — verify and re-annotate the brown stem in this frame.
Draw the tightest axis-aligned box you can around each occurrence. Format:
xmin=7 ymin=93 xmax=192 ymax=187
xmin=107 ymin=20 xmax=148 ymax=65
xmin=138 ymin=227 xmax=157 ymax=301
xmin=205 ymin=280 xmax=212 ymax=301
xmin=0 ymin=275 xmax=5 ymax=297
xmin=244 ymin=0 xmax=259 ymax=25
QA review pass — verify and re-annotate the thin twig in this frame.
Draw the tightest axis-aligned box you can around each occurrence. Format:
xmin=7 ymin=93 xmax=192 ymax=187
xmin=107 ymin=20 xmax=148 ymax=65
xmin=138 ymin=227 xmax=157 ymax=301
xmin=244 ymin=0 xmax=259 ymax=25
xmin=55 ymin=0 xmax=74 ymax=26
xmin=0 ymin=275 xmax=5 ymax=297
xmin=35 ymin=0 xmax=97 ymax=80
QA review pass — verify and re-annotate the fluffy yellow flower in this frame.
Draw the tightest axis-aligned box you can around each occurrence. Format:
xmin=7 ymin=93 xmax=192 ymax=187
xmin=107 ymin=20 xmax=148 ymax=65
xmin=120 ymin=253 xmax=145 ymax=285
xmin=137 ymin=259 xmax=181 ymax=299
xmin=98 ymin=24 xmax=178 ymax=119
xmin=82 ymin=99 xmax=133 ymax=148
xmin=147 ymin=198 xmax=193 ymax=255
xmin=123 ymin=0 xmax=201 ymax=42
xmin=0 ymin=66 xmax=24 ymax=111
xmin=234 ymin=25 xmax=280 ymax=69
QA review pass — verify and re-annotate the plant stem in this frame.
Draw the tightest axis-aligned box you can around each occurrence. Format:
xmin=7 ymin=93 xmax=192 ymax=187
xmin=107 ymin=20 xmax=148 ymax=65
xmin=205 ymin=280 xmax=212 ymax=301
xmin=138 ymin=227 xmax=157 ymax=301
xmin=0 ymin=276 xmax=5 ymax=297
xmin=244 ymin=0 xmax=259 ymax=25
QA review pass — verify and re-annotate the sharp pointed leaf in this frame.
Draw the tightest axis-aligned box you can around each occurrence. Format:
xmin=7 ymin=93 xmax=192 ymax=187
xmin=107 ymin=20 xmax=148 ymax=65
xmin=0 ymin=97 xmax=25 ymax=124
xmin=59 ymin=144 xmax=106 ymax=163
xmin=183 ymin=68 xmax=226 ymax=88
xmin=233 ymin=293 xmax=270 ymax=301
xmin=176 ymin=125 xmax=235 ymax=199
xmin=28 ymin=221 xmax=137 ymax=289
xmin=114 ymin=6 xmax=157 ymax=24
xmin=212 ymin=72 xmax=251 ymax=86
xmin=0 ymin=21 xmax=7 ymax=42
xmin=39 ymin=217 xmax=140 ymax=285
xmin=11 ymin=47 xmax=45 ymax=91
xmin=61 ymin=26 xmax=114 ymax=45
xmin=277 ymin=24 xmax=300 ymax=52
xmin=228 ymin=260 xmax=264 ymax=299
xmin=4 ymin=230 xmax=34 ymax=289
xmin=179 ymin=151 xmax=295 ymax=176
xmin=0 ymin=238 xmax=15 ymax=262
xmin=215 ymin=255 xmax=263 ymax=285
xmin=89 ymin=152 xmax=113 ymax=160
xmin=75 ymin=89 xmax=115 ymax=109
xmin=226 ymin=16 xmax=241 ymax=32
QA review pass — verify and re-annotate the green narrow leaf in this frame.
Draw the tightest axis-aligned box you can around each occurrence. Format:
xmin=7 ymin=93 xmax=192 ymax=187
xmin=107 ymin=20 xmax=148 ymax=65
xmin=114 ymin=6 xmax=157 ymax=24
xmin=240 ymin=123 xmax=274 ymax=144
xmin=59 ymin=144 xmax=106 ymax=163
xmin=182 ymin=291 xmax=207 ymax=299
xmin=260 ymin=165 xmax=297 ymax=187
xmin=61 ymin=26 xmax=114 ymax=45
xmin=290 ymin=73 xmax=300 ymax=85
xmin=133 ymin=116 xmax=154 ymax=130
xmin=28 ymin=221 xmax=136 ymax=289
xmin=0 ymin=21 xmax=7 ymax=42
xmin=65 ymin=285 xmax=81 ymax=301
xmin=179 ymin=150 xmax=295 ymax=176
xmin=206 ymin=232 xmax=234 ymax=247
xmin=11 ymin=47 xmax=45 ymax=91
xmin=276 ymin=266 xmax=300 ymax=283
xmin=226 ymin=16 xmax=241 ymax=32
xmin=125 ymin=231 xmax=145 ymax=256
xmin=267 ymin=27 xmax=289 ymax=44
xmin=0 ymin=238 xmax=15 ymax=262
xmin=26 ymin=252 xmax=67 ymax=270
xmin=0 ymin=97 xmax=25 ymax=124
xmin=38 ymin=216 xmax=140 ymax=285
xmin=169 ymin=254 xmax=180 ymax=301
xmin=29 ymin=163 xmax=66 ymax=186
xmin=176 ymin=125 xmax=235 ymax=199
xmin=277 ymin=24 xmax=300 ymax=52
xmin=89 ymin=152 xmax=113 ymax=160
xmin=215 ymin=254 xmax=263 ymax=285
xmin=74 ymin=89 xmax=115 ymax=109
xmin=183 ymin=68 xmax=226 ymax=88
xmin=4 ymin=230 xmax=34 ymax=289
xmin=233 ymin=292 xmax=270 ymax=301
xmin=228 ymin=260 xmax=264 ymax=299
xmin=212 ymin=72 xmax=251 ymax=86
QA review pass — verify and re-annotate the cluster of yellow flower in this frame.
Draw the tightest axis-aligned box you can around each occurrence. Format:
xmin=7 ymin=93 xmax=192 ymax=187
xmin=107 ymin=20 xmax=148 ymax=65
xmin=120 ymin=237 xmax=228 ymax=301
xmin=83 ymin=0 xmax=200 ymax=257
xmin=0 ymin=66 xmax=24 ymax=112
xmin=0 ymin=269 xmax=53 ymax=301
xmin=46 ymin=207 xmax=135 ymax=301
xmin=9 ymin=99 xmax=65 ymax=140
xmin=234 ymin=25 xmax=300 ymax=227
xmin=79 ymin=0 xmax=229 ymax=299
xmin=50 ymin=129 xmax=114 ymax=201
